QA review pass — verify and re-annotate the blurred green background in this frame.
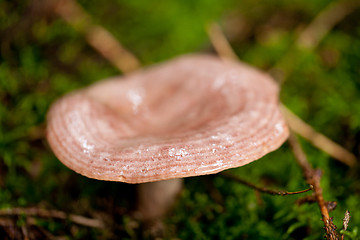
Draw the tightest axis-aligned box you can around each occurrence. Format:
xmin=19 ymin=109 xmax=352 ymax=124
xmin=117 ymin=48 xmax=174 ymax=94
xmin=1 ymin=0 xmax=360 ymax=239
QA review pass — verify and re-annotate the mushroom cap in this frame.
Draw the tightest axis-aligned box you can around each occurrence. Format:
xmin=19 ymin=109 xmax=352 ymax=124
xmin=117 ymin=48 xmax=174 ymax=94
xmin=46 ymin=54 xmax=289 ymax=184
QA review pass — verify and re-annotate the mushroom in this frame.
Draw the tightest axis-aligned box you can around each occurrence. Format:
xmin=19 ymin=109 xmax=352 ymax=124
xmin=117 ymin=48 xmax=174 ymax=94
xmin=46 ymin=54 xmax=289 ymax=231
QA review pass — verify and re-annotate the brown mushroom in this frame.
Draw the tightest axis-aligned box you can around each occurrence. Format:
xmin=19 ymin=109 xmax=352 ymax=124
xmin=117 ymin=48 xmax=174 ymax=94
xmin=46 ymin=54 xmax=288 ymax=230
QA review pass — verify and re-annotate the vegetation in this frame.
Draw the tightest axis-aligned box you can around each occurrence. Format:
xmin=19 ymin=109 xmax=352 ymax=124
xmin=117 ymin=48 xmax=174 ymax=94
xmin=1 ymin=0 xmax=360 ymax=239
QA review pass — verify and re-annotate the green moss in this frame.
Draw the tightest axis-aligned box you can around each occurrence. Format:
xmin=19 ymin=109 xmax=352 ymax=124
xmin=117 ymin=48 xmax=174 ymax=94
xmin=1 ymin=0 xmax=360 ymax=238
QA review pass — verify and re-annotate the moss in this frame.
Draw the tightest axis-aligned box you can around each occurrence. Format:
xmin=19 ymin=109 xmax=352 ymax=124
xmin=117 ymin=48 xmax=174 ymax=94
xmin=1 ymin=0 xmax=360 ymax=238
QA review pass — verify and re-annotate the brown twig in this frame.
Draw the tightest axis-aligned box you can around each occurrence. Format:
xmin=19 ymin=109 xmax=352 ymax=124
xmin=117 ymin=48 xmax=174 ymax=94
xmin=0 ymin=218 xmax=22 ymax=239
xmin=280 ymin=105 xmax=356 ymax=167
xmin=206 ymin=22 xmax=239 ymax=61
xmin=288 ymin=133 xmax=338 ymax=240
xmin=221 ymin=172 xmax=313 ymax=196
xmin=21 ymin=224 xmax=30 ymax=240
xmin=296 ymin=0 xmax=360 ymax=49
xmin=0 ymin=207 xmax=105 ymax=229
xmin=296 ymin=196 xmax=337 ymax=212
xmin=270 ymin=0 xmax=360 ymax=83
xmin=27 ymin=216 xmax=65 ymax=240
xmin=53 ymin=0 xmax=141 ymax=73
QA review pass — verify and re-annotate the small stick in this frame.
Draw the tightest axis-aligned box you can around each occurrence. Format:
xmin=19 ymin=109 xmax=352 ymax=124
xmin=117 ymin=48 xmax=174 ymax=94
xmin=297 ymin=0 xmax=360 ymax=49
xmin=27 ymin=217 xmax=64 ymax=240
xmin=221 ymin=172 xmax=313 ymax=196
xmin=21 ymin=224 xmax=30 ymax=240
xmin=0 ymin=207 xmax=105 ymax=229
xmin=296 ymin=196 xmax=337 ymax=212
xmin=0 ymin=218 xmax=14 ymax=227
xmin=288 ymin=133 xmax=338 ymax=240
xmin=280 ymin=105 xmax=356 ymax=167
xmin=53 ymin=0 xmax=141 ymax=73
xmin=206 ymin=22 xmax=239 ymax=61
xmin=269 ymin=0 xmax=360 ymax=83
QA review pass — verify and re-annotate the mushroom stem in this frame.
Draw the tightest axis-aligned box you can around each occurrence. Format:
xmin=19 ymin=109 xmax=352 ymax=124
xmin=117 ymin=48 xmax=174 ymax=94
xmin=136 ymin=178 xmax=183 ymax=222
xmin=135 ymin=178 xmax=183 ymax=236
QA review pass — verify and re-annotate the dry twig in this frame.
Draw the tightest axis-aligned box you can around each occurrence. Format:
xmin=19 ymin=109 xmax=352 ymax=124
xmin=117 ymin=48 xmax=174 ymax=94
xmin=296 ymin=195 xmax=337 ymax=212
xmin=206 ymin=22 xmax=239 ymax=61
xmin=288 ymin=133 xmax=338 ymax=240
xmin=21 ymin=224 xmax=30 ymax=240
xmin=0 ymin=207 xmax=105 ymax=229
xmin=53 ymin=0 xmax=140 ymax=73
xmin=270 ymin=0 xmax=360 ymax=83
xmin=280 ymin=105 xmax=356 ymax=166
xmin=221 ymin=172 xmax=313 ymax=196
xmin=206 ymin=22 xmax=238 ymax=62
xmin=297 ymin=0 xmax=360 ymax=49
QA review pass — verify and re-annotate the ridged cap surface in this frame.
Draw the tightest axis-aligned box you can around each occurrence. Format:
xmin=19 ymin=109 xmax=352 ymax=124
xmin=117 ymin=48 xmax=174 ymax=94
xmin=46 ymin=54 xmax=289 ymax=183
